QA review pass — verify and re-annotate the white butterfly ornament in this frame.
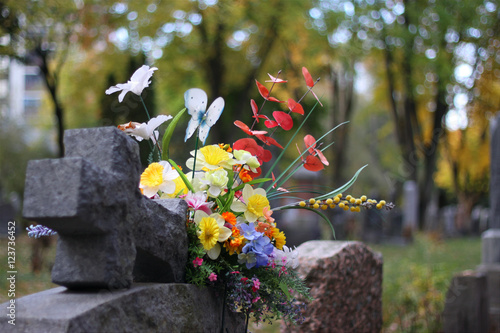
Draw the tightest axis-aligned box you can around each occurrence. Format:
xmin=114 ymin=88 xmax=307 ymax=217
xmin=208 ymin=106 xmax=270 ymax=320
xmin=184 ymin=88 xmax=225 ymax=144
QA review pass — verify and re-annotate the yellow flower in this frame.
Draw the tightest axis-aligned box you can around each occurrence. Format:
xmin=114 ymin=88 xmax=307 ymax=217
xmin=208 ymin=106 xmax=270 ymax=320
xmin=198 ymin=217 xmax=219 ymax=251
xmin=194 ymin=210 xmax=232 ymax=259
xmin=230 ymin=184 xmax=270 ymax=222
xmin=139 ymin=161 xmax=179 ymax=197
xmin=186 ymin=144 xmax=234 ymax=171
xmin=271 ymin=228 xmax=286 ymax=250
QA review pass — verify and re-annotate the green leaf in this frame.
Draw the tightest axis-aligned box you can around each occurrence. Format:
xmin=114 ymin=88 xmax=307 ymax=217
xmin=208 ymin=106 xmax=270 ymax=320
xmin=162 ymin=108 xmax=186 ymax=160
xmin=233 ymin=178 xmax=272 ymax=191
xmin=278 ymin=205 xmax=335 ymax=239
xmin=314 ymin=164 xmax=368 ymax=200
xmin=168 ymin=158 xmax=195 ymax=193
xmin=279 ymin=281 xmax=292 ymax=300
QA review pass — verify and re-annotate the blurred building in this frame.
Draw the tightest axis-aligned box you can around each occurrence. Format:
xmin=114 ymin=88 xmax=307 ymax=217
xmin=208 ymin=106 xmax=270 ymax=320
xmin=0 ymin=57 xmax=44 ymax=120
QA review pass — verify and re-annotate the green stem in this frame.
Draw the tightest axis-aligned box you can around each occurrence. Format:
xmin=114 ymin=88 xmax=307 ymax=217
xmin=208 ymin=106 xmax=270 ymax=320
xmin=192 ymin=131 xmax=199 ymax=180
xmin=139 ymin=95 xmax=151 ymax=120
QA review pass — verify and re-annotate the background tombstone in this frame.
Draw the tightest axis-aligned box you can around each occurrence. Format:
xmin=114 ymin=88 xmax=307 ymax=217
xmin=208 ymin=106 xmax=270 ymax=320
xmin=402 ymin=180 xmax=418 ymax=240
xmin=442 ymin=205 xmax=458 ymax=237
xmin=442 ymin=271 xmax=489 ymax=333
xmin=476 ymin=113 xmax=500 ymax=331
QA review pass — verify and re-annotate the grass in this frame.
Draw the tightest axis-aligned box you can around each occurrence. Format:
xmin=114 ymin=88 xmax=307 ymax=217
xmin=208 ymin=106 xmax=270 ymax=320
xmin=0 ymin=233 xmax=481 ymax=332
xmin=370 ymin=234 xmax=482 ymax=332
xmin=0 ymin=233 xmax=57 ymax=304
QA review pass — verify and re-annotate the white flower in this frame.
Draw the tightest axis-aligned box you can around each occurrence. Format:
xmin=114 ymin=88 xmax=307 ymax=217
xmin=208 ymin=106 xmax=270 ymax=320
xmin=105 ymin=65 xmax=158 ymax=102
xmin=200 ymin=169 xmax=229 ymax=197
xmin=139 ymin=161 xmax=179 ymax=197
xmin=185 ymin=171 xmax=207 ymax=193
xmin=272 ymin=245 xmax=299 ymax=269
xmin=118 ymin=115 xmax=172 ymax=144
xmin=233 ymin=149 xmax=260 ymax=172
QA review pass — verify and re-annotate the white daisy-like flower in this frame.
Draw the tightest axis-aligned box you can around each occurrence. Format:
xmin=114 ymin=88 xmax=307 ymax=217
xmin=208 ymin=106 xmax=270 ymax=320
xmin=118 ymin=115 xmax=172 ymax=144
xmin=105 ymin=65 xmax=158 ymax=102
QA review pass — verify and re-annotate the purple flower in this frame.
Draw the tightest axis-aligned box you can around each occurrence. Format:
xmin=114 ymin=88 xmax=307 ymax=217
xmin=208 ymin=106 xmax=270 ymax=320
xmin=26 ymin=225 xmax=57 ymax=238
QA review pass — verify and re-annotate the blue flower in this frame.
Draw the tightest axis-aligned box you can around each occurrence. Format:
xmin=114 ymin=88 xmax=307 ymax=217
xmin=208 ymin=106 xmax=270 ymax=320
xmin=238 ymin=222 xmax=262 ymax=241
xmin=241 ymin=234 xmax=274 ymax=268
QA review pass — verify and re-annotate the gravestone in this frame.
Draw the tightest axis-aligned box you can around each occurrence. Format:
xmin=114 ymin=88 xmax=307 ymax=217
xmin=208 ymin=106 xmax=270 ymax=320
xmin=477 ymin=113 xmax=500 ymax=331
xmin=444 ymin=115 xmax=500 ymax=331
xmin=402 ymin=180 xmax=418 ymax=239
xmin=362 ymin=201 xmax=383 ymax=243
xmin=1 ymin=127 xmax=245 ymax=332
xmin=442 ymin=205 xmax=458 ymax=237
xmin=22 ymin=127 xmax=188 ymax=288
xmin=282 ymin=241 xmax=383 ymax=332
xmin=442 ymin=270 xmax=489 ymax=333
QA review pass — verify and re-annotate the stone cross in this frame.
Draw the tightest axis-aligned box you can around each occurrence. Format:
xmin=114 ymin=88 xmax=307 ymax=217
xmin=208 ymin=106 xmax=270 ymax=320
xmin=23 ymin=127 xmax=188 ymax=289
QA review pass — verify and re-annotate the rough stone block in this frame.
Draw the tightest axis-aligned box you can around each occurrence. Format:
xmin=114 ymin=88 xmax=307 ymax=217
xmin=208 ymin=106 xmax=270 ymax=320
xmin=282 ymin=241 xmax=382 ymax=333
xmin=442 ymin=270 xmax=489 ymax=333
xmin=0 ymin=284 xmax=246 ymax=332
xmin=133 ymin=198 xmax=188 ymax=283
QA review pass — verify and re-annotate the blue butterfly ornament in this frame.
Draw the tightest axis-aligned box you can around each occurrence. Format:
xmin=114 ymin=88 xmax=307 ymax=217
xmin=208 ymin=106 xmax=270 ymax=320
xmin=184 ymin=88 xmax=225 ymax=144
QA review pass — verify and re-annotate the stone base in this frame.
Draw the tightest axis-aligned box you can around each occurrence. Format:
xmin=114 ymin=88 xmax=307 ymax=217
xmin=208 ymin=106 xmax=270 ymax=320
xmin=1 ymin=283 xmax=246 ymax=333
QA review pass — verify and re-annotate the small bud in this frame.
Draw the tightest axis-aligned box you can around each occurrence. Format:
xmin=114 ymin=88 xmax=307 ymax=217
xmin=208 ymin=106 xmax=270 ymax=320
xmin=299 ymin=201 xmax=306 ymax=207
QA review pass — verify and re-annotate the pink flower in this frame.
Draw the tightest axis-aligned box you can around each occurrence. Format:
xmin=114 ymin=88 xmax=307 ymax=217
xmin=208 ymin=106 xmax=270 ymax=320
xmin=193 ymin=257 xmax=203 ymax=267
xmin=252 ymin=278 xmax=260 ymax=292
xmin=184 ymin=191 xmax=214 ymax=215
xmin=252 ymin=296 xmax=261 ymax=303
xmin=209 ymin=273 xmax=217 ymax=281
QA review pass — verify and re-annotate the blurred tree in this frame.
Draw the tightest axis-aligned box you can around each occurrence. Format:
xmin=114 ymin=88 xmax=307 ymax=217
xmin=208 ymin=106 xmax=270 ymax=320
xmin=1 ymin=0 xmax=125 ymax=156
xmin=435 ymin=31 xmax=500 ymax=231
xmin=311 ymin=0 xmax=499 ymax=229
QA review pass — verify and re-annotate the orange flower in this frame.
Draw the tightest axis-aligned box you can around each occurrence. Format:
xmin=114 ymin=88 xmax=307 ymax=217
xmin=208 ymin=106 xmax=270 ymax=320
xmin=256 ymin=222 xmax=273 ymax=238
xmin=218 ymin=143 xmax=233 ymax=153
xmin=224 ymin=227 xmax=245 ymax=255
xmin=221 ymin=212 xmax=237 ymax=226
xmin=239 ymin=168 xmax=253 ymax=183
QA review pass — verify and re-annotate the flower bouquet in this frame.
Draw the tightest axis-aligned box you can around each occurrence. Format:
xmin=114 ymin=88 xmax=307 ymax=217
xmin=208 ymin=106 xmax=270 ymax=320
xmin=28 ymin=65 xmax=393 ymax=326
